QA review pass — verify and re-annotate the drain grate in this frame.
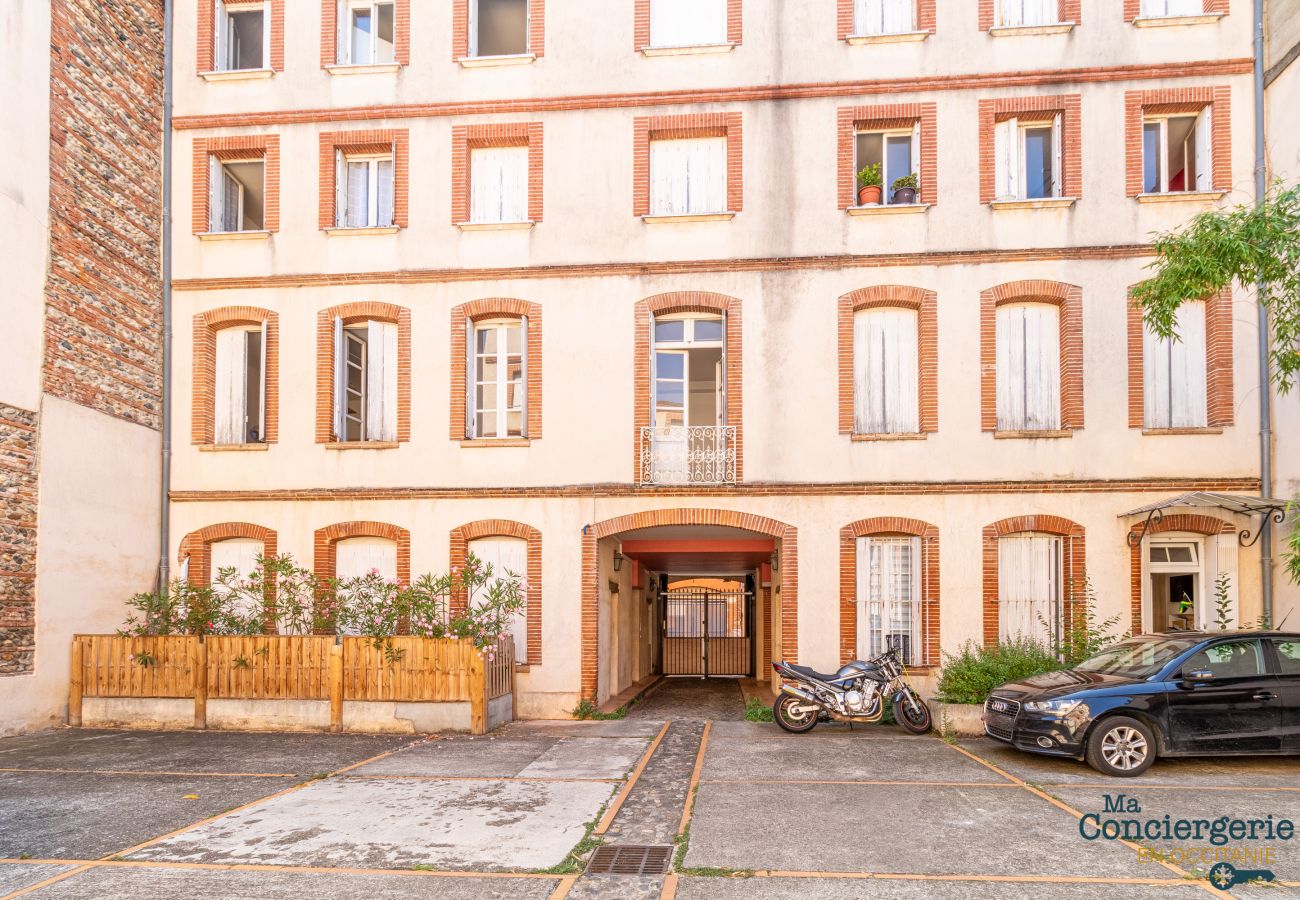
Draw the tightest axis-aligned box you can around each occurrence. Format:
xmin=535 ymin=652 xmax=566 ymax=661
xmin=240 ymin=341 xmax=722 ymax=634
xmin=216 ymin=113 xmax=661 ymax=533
xmin=586 ymin=844 xmax=673 ymax=875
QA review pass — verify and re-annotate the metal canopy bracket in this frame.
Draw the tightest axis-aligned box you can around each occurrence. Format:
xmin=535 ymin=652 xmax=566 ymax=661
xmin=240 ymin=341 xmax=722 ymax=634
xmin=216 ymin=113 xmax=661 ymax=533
xmin=1120 ymin=491 xmax=1289 ymax=548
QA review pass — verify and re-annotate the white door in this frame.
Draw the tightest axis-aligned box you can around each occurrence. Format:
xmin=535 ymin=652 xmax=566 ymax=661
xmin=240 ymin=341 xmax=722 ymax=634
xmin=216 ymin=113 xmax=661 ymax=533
xmin=469 ymin=537 xmax=529 ymax=662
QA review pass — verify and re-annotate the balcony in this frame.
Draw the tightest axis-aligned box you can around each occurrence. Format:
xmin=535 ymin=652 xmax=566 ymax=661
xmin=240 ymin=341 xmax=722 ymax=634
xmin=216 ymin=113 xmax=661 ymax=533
xmin=639 ymin=425 xmax=737 ymax=485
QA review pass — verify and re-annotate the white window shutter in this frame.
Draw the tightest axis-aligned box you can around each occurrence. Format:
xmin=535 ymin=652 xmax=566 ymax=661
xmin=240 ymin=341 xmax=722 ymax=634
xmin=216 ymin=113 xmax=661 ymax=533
xmin=377 ymin=157 xmax=395 ymax=226
xmin=854 ymin=308 xmax=919 ymax=434
xmin=858 ymin=0 xmax=884 ymax=35
xmin=467 ymin=0 xmax=478 ymax=56
xmin=346 ymin=160 xmax=369 ymax=228
xmin=1194 ymin=107 xmax=1212 ymax=191
xmin=995 ymin=118 xmax=1019 ymax=199
xmin=258 ymin=319 xmax=267 ymax=439
xmin=469 ymin=538 xmax=528 ymax=660
xmin=337 ymin=0 xmax=349 ymax=63
xmin=882 ymin=0 xmax=912 ymax=34
xmin=332 ymin=316 xmax=346 ymax=440
xmin=334 ymin=149 xmax=347 ymax=227
xmin=1051 ymin=113 xmax=1063 ymax=197
xmin=519 ymin=315 xmax=529 ymax=438
xmin=503 ymin=146 xmax=528 ymax=222
xmin=1023 ymin=303 xmax=1061 ymax=430
xmin=465 ymin=318 xmax=477 ymax=439
xmin=366 ymin=320 xmax=398 ymax=441
xmin=336 ymin=538 xmax=397 ymax=581
xmin=998 ymin=535 xmax=1060 ymax=642
xmin=214 ymin=0 xmax=227 ymax=69
xmin=1169 ymin=302 xmax=1208 ymax=427
xmin=853 ymin=310 xmax=871 ymax=433
xmin=261 ymin=0 xmax=272 ymax=66
xmin=689 ymin=137 xmax=727 ymax=214
xmin=995 ymin=305 xmax=1021 ymax=429
xmin=652 ymin=0 xmax=721 ymax=47
xmin=214 ymin=328 xmax=248 ymax=444
xmin=649 ymin=140 xmax=682 ymax=215
xmin=910 ymin=122 xmax=922 ymax=194
xmin=469 ymin=148 xmax=491 ymax=222
xmin=208 ymin=156 xmax=223 ymax=231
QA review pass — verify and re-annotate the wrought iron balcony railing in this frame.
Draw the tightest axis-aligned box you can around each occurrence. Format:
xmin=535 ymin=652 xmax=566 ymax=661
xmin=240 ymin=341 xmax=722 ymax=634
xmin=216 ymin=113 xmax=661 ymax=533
xmin=639 ymin=425 xmax=737 ymax=485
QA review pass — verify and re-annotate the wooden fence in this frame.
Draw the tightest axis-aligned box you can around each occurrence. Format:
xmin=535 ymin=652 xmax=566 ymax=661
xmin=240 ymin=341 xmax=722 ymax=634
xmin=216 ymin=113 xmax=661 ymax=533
xmin=69 ymin=634 xmax=514 ymax=735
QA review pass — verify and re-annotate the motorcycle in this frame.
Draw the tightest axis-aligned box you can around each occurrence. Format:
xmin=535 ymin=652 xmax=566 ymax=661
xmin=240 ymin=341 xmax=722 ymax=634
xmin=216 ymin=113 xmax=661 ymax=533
xmin=771 ymin=646 xmax=932 ymax=734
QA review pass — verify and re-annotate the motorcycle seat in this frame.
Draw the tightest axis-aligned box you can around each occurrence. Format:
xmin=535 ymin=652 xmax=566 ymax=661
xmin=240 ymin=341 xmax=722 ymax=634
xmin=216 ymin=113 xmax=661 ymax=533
xmin=785 ymin=664 xmax=846 ymax=684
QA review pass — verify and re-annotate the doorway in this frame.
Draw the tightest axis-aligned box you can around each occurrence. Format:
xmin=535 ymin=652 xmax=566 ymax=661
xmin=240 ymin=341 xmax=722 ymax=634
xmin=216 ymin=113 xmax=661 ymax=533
xmin=661 ymin=574 xmax=754 ymax=677
xmin=1148 ymin=540 xmax=1202 ymax=632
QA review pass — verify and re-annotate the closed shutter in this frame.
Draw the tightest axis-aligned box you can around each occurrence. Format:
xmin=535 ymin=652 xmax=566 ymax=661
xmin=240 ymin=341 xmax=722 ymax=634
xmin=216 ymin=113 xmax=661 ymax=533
xmin=346 ymin=160 xmax=369 ymax=227
xmin=856 ymin=0 xmax=884 ymax=35
xmin=469 ymin=537 xmax=529 ymax=662
xmin=337 ymin=0 xmax=349 ymax=63
xmin=651 ymin=138 xmax=726 ymax=215
xmin=998 ymin=535 xmax=1060 ymax=643
xmin=470 ymin=146 xmax=528 ymax=223
xmin=1193 ymin=107 xmax=1211 ymax=191
xmin=1145 ymin=301 xmax=1207 ymax=428
xmin=854 ymin=307 xmax=919 ymax=434
xmin=377 ymin=158 xmax=395 ymax=226
xmin=651 ymin=0 xmax=724 ymax=47
xmin=366 ymin=320 xmax=398 ymax=441
xmin=690 ymin=137 xmax=727 ymax=214
xmin=994 ymin=118 xmax=1020 ymax=200
xmin=882 ymin=0 xmax=913 ymax=34
xmin=215 ymin=328 xmax=248 ymax=444
xmin=649 ymin=140 xmax=685 ymax=215
xmin=997 ymin=303 xmax=1060 ymax=431
xmin=857 ymin=536 xmax=921 ymax=664
xmin=332 ymin=316 xmax=346 ymax=441
xmin=210 ymin=538 xmax=263 ymax=590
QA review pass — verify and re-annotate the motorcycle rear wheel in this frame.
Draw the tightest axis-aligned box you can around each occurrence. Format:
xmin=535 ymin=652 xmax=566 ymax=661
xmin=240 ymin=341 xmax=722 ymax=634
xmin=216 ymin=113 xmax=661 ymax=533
xmin=773 ymin=694 xmax=819 ymax=733
xmin=893 ymin=690 xmax=932 ymax=735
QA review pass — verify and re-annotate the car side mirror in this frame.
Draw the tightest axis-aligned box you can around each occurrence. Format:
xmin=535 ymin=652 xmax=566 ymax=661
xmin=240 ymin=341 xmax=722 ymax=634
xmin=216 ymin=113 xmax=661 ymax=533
xmin=1182 ymin=668 xmax=1215 ymax=685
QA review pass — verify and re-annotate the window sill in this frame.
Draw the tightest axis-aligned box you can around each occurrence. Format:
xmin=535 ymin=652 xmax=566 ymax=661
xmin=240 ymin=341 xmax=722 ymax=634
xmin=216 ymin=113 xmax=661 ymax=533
xmin=1136 ymin=191 xmax=1226 ymax=204
xmin=199 ymin=68 xmax=274 ymax=82
xmin=198 ymin=443 xmax=269 ymax=452
xmin=460 ymin=438 xmax=531 ymax=448
xmin=457 ymin=220 xmax=535 ymax=232
xmin=641 ymin=212 xmax=736 ymax=224
xmin=989 ymin=197 xmax=1077 ymax=210
xmin=324 ymin=63 xmax=402 ymax=76
xmin=325 ymin=226 xmax=400 ymax=236
xmin=458 ymin=53 xmax=536 ymax=68
xmin=846 ymin=203 xmax=930 ymax=216
xmin=851 ymin=432 xmax=928 ymax=442
xmin=1141 ymin=427 xmax=1223 ymax=436
xmin=988 ymin=22 xmax=1076 ymax=36
xmin=325 ymin=441 xmax=400 ymax=450
xmin=641 ymin=42 xmax=736 ymax=57
xmin=197 ymin=230 xmax=272 ymax=242
xmin=515 ymin=663 xmax=532 ymax=673
xmin=1133 ymin=13 xmax=1224 ymax=27
xmin=993 ymin=429 xmax=1073 ymax=440
xmin=845 ymin=30 xmax=931 ymax=45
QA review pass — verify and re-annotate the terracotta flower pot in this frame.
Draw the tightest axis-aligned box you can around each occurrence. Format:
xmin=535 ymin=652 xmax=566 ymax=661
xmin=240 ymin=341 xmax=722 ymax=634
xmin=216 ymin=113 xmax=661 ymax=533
xmin=858 ymin=185 xmax=882 ymax=206
xmin=893 ymin=186 xmax=917 ymax=205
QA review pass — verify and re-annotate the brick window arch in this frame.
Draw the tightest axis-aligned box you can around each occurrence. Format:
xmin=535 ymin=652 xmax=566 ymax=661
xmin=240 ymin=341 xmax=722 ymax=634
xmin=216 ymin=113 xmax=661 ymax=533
xmin=979 ymin=280 xmax=1084 ymax=434
xmin=179 ymin=522 xmax=279 ymax=587
xmin=449 ymin=298 xmax=543 ymax=441
xmin=1127 ymin=513 xmax=1233 ymax=633
xmin=313 ymin=521 xmax=411 ymax=585
xmin=450 ymin=520 xmax=543 ymax=664
xmin=192 ymin=306 xmax=279 ymax=446
xmin=1124 ymin=86 xmax=1231 ymax=197
xmin=982 ymin=515 xmax=1085 ymax=645
xmin=315 ymin=302 xmax=412 ymax=444
xmin=839 ymin=517 xmax=939 ymax=666
xmin=633 ymin=291 xmax=744 ymax=481
xmin=837 ymin=286 xmax=938 ymax=437
xmin=192 ymin=135 xmax=281 ymax=235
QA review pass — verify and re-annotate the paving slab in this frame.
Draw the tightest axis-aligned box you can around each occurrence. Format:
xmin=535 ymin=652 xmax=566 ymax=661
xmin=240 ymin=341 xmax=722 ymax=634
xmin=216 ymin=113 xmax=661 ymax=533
xmin=673 ymin=875 xmax=1214 ymax=899
xmin=18 ymin=866 xmax=560 ymax=899
xmin=627 ymin=679 xmax=743 ymax=720
xmin=0 ymin=729 xmax=413 ymax=776
xmin=515 ymin=737 xmax=649 ymax=780
xmin=345 ymin=735 xmax=560 ymax=778
xmin=500 ymin=720 xmax=668 ymax=738
xmin=0 ymin=864 xmax=74 ymax=895
xmin=685 ymin=781 xmax=1153 ymax=878
xmin=127 ymin=776 xmax=616 ymax=871
xmin=0 ymin=770 xmax=300 ymax=859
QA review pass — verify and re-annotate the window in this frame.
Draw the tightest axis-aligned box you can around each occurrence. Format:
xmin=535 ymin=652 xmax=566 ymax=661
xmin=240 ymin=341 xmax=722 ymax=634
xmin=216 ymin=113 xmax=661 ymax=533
xmin=469 ymin=537 xmax=528 ymax=661
xmin=214 ymin=0 xmax=269 ymax=71
xmin=997 ymin=0 xmax=1058 ymax=26
xmin=854 ymin=0 xmax=915 ymax=36
xmin=210 ymin=538 xmax=264 ymax=620
xmin=1143 ymin=300 xmax=1207 ymax=428
xmin=994 ymin=116 xmax=1062 ymax=200
xmin=996 ymin=303 xmax=1060 ymax=431
xmin=998 ymin=534 xmax=1061 ymax=642
xmin=470 ymin=0 xmax=529 ymax=57
xmin=468 ymin=319 xmax=526 ymax=439
xmin=337 ymin=0 xmax=395 ymax=65
xmin=853 ymin=307 xmax=919 ymax=434
xmin=1183 ymin=640 xmax=1265 ymax=679
xmin=214 ymin=324 xmax=266 ymax=444
xmin=1140 ymin=0 xmax=1202 ymax=16
xmin=1149 ymin=542 xmax=1199 ymax=566
xmin=336 ymin=152 xmax=395 ymax=228
xmin=1142 ymin=111 xmax=1210 ymax=194
xmin=650 ymin=0 xmax=727 ymax=48
xmin=855 ymin=128 xmax=919 ymax=205
xmin=649 ymin=137 xmax=728 ymax=216
xmin=470 ymin=146 xmax=529 ymax=224
xmin=857 ymin=536 xmax=922 ymax=664
xmin=1271 ymin=640 xmax=1300 ymax=676
xmin=208 ymin=158 xmax=265 ymax=232
xmin=647 ymin=313 xmax=728 ymax=483
xmin=332 ymin=319 xmax=398 ymax=442
xmin=336 ymin=537 xmax=397 ymax=581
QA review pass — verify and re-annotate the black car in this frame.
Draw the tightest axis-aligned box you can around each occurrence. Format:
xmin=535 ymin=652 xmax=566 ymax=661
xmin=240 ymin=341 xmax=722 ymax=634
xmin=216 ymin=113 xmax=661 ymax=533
xmin=983 ymin=631 xmax=1300 ymax=777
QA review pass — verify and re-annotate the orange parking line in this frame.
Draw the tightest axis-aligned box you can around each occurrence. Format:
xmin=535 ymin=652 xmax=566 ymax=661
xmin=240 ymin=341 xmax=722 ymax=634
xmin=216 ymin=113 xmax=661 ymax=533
xmin=660 ymin=872 xmax=679 ymax=898
xmin=747 ymin=870 xmax=1192 ymax=885
xmin=701 ymin=778 xmax=1019 ymax=788
xmin=1057 ymin=782 xmax=1300 ymax=793
xmin=0 ymin=767 xmax=295 ymax=778
xmin=676 ymin=720 xmax=711 ymax=836
xmin=594 ymin=720 xmax=670 ymax=835
xmin=0 ymin=864 xmax=95 ymax=900
xmin=337 ymin=774 xmax=622 ymax=783
xmin=548 ymin=874 xmax=578 ymax=899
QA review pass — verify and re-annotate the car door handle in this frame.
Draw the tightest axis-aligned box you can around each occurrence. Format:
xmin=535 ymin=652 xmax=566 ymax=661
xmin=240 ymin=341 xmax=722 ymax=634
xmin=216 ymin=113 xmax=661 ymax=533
xmin=1253 ymin=691 xmax=1277 ymax=702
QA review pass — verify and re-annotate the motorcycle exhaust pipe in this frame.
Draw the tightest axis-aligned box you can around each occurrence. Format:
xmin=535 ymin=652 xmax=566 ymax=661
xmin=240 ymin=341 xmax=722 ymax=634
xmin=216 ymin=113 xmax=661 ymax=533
xmin=780 ymin=683 xmax=818 ymax=703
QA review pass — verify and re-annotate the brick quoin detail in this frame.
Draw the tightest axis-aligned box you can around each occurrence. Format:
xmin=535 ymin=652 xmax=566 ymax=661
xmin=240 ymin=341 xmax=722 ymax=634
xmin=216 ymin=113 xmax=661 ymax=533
xmin=449 ymin=520 xmax=543 ymax=664
xmin=179 ymin=523 xmax=279 ymax=632
xmin=322 ymin=0 xmax=410 ymax=67
xmin=453 ymin=0 xmax=545 ymax=60
xmin=1124 ymin=0 xmax=1226 ymax=20
xmin=982 ymin=516 xmax=1085 ymax=646
xmin=449 ymin=299 xmax=543 ymax=440
xmin=191 ymin=307 xmax=280 ymax=445
xmin=451 ymin=122 xmax=544 ymax=224
xmin=978 ymin=94 xmax=1082 ymax=203
xmin=837 ymin=0 xmax=935 ymax=39
xmin=581 ymin=509 xmax=797 ymax=701
xmin=314 ymin=302 xmax=412 ymax=443
xmin=633 ymin=113 xmax=743 ymax=216
xmin=633 ymin=292 xmax=743 ymax=481
xmin=1124 ymin=86 xmax=1231 ymax=197
xmin=1126 ymin=286 xmax=1234 ymax=430
xmin=979 ymin=0 xmax=1079 ymax=30
xmin=837 ymin=103 xmax=938 ymax=209
xmin=1127 ymin=514 xmax=1233 ymax=633
xmin=198 ymin=0 xmax=284 ymax=74
xmin=839 ymin=518 xmax=940 ymax=667
xmin=318 ymin=129 xmax=410 ymax=229
xmin=837 ymin=286 xmax=938 ymax=436
xmin=634 ymin=0 xmax=742 ymax=50
xmin=192 ymin=135 xmax=281 ymax=234
xmin=979 ymin=280 xmax=1085 ymax=433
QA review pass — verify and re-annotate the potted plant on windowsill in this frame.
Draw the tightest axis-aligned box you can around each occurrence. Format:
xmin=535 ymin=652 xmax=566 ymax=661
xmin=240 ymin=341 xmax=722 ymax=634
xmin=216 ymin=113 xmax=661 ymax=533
xmin=856 ymin=163 xmax=883 ymax=206
xmin=891 ymin=173 xmax=919 ymax=205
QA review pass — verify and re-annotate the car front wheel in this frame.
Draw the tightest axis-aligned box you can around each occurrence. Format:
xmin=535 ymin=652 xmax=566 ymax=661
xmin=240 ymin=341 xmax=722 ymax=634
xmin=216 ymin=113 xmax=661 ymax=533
xmin=1085 ymin=716 xmax=1156 ymax=777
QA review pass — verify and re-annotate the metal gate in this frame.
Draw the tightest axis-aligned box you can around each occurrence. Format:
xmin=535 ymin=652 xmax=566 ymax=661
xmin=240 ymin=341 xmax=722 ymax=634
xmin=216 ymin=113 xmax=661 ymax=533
xmin=661 ymin=582 xmax=753 ymax=676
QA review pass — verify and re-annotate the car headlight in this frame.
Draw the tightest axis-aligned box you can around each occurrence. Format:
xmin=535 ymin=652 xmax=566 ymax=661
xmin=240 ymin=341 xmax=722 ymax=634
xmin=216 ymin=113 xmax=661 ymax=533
xmin=1023 ymin=699 xmax=1084 ymax=715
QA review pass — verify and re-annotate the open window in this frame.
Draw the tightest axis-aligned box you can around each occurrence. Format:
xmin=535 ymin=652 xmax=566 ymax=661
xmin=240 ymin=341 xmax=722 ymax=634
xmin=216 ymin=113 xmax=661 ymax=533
xmin=650 ymin=0 xmax=727 ymax=48
xmin=996 ymin=0 xmax=1059 ymax=26
xmin=649 ymin=137 xmax=728 ymax=216
xmin=337 ymin=0 xmax=395 ymax=65
xmin=994 ymin=115 xmax=1062 ymax=200
xmin=855 ymin=126 xmax=919 ymax=205
xmin=995 ymin=302 xmax=1060 ymax=431
xmin=853 ymin=0 xmax=915 ymax=36
xmin=214 ymin=0 xmax=270 ymax=71
xmin=469 ymin=145 xmax=529 ymax=224
xmin=1139 ymin=0 xmax=1203 ymax=16
xmin=853 ymin=307 xmax=919 ymax=434
xmin=336 ymin=150 xmax=395 ymax=228
xmin=1142 ymin=110 xmax=1210 ymax=194
xmin=469 ymin=0 xmax=529 ymax=57
xmin=332 ymin=319 xmax=398 ymax=443
xmin=209 ymin=157 xmax=265 ymax=232
xmin=214 ymin=324 xmax=266 ymax=444
xmin=467 ymin=318 xmax=527 ymax=439
xmin=1143 ymin=300 xmax=1207 ymax=429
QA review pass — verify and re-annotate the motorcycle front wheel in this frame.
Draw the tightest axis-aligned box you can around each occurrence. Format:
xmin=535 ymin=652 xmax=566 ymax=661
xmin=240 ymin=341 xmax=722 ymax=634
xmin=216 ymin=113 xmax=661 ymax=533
xmin=893 ymin=690 xmax=932 ymax=735
xmin=773 ymin=694 xmax=819 ymax=733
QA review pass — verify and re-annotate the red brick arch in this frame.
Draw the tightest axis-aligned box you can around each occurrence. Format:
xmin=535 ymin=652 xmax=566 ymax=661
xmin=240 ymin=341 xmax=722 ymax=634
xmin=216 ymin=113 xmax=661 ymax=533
xmin=315 ymin=302 xmax=412 ymax=444
xmin=178 ymin=523 xmax=279 ymax=633
xmin=313 ymin=521 xmax=411 ymax=585
xmin=837 ymin=286 xmax=938 ymax=437
xmin=982 ymin=515 xmax=1086 ymax=646
xmin=450 ymin=520 xmax=543 ymax=665
xmin=839 ymin=517 xmax=940 ymax=665
xmin=581 ymin=508 xmax=796 ymax=701
xmin=1127 ymin=513 xmax=1234 ymax=633
xmin=192 ymin=306 xmax=280 ymax=446
xmin=449 ymin=298 xmax=543 ymax=441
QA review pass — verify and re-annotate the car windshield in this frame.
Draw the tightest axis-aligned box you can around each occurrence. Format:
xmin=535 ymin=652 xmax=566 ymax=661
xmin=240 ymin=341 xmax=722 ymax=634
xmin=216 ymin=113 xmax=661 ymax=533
xmin=1074 ymin=637 xmax=1202 ymax=679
